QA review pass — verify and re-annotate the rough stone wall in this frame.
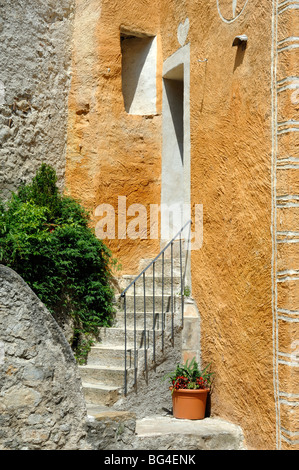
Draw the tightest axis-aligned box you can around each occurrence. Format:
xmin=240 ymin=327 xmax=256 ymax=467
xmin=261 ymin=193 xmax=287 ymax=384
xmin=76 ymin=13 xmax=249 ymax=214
xmin=87 ymin=411 xmax=136 ymax=450
xmin=0 ymin=0 xmax=74 ymax=199
xmin=0 ymin=265 xmax=88 ymax=450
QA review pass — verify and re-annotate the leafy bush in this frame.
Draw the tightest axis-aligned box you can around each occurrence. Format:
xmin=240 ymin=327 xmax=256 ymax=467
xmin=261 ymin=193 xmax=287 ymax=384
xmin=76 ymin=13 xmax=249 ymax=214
xmin=0 ymin=164 xmax=116 ymax=362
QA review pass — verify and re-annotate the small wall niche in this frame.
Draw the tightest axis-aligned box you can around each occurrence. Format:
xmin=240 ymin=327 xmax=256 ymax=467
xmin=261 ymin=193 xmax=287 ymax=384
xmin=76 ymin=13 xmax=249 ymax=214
xmin=121 ymin=31 xmax=157 ymax=115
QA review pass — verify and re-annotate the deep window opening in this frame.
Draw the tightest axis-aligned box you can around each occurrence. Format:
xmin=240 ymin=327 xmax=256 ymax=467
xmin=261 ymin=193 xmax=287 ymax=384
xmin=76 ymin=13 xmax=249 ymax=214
xmin=121 ymin=32 xmax=157 ymax=115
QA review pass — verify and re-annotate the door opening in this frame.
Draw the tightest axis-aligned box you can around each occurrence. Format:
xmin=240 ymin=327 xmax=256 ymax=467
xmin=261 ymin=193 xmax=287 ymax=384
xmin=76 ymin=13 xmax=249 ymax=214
xmin=161 ymin=44 xmax=190 ymax=242
xmin=161 ymin=65 xmax=184 ymax=240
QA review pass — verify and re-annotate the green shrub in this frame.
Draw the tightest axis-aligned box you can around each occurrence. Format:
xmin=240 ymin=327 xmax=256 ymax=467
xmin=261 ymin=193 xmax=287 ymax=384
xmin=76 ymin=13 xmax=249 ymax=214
xmin=0 ymin=164 xmax=116 ymax=362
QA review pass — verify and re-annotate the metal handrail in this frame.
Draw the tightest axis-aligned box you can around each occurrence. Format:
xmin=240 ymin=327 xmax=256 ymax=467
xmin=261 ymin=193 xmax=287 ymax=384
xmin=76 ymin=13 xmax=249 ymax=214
xmin=120 ymin=219 xmax=191 ymax=298
xmin=121 ymin=219 xmax=191 ymax=395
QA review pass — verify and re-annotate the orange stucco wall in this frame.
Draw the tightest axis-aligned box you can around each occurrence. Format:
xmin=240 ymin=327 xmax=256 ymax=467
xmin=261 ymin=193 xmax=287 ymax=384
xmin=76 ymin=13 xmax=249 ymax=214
xmin=189 ymin=2 xmax=276 ymax=450
xmin=65 ymin=0 xmax=298 ymax=450
xmin=65 ymin=0 xmax=163 ymax=274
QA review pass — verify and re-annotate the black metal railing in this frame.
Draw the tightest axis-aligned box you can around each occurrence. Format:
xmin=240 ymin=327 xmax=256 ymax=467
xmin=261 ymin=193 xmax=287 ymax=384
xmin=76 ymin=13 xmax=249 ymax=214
xmin=120 ymin=220 xmax=191 ymax=395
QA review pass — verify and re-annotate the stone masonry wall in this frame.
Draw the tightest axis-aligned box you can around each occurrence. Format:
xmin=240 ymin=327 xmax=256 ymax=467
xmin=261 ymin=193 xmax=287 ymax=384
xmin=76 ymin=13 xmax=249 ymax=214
xmin=0 ymin=0 xmax=75 ymax=199
xmin=0 ymin=265 xmax=88 ymax=450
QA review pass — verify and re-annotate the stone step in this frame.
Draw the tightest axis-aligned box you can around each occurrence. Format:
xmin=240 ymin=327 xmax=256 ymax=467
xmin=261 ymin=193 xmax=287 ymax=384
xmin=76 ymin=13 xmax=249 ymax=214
xmin=79 ymin=364 xmax=131 ymax=387
xmin=82 ymin=250 xmax=189 ymax=410
xmin=82 ymin=382 xmax=122 ymax=407
xmin=86 ymin=343 xmax=157 ymax=370
xmin=115 ymin=309 xmax=183 ymax=329
xmin=97 ymin=327 xmax=167 ymax=348
xmin=138 ymin=258 xmax=186 ymax=277
xmin=160 ymin=238 xmax=188 ymax=258
xmin=120 ymin=293 xmax=179 ymax=312
xmin=134 ymin=416 xmax=246 ymax=450
xmin=118 ymin=274 xmax=183 ymax=296
xmin=85 ymin=406 xmax=137 ymax=450
xmin=114 ymin=311 xmax=167 ymax=329
xmin=86 ymin=345 xmax=133 ymax=368
xmin=85 ymin=413 xmax=246 ymax=450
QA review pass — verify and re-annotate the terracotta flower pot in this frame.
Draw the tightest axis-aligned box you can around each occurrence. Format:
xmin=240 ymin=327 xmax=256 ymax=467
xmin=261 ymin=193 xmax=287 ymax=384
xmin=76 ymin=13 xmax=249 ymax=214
xmin=172 ymin=388 xmax=210 ymax=420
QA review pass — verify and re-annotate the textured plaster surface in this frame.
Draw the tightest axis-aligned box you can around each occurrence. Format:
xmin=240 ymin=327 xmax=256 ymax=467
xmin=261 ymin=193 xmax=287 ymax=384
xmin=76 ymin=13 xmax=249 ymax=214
xmin=0 ymin=0 xmax=74 ymax=199
xmin=185 ymin=1 xmax=277 ymax=450
xmin=65 ymin=0 xmax=163 ymax=275
xmin=65 ymin=0 xmax=298 ymax=450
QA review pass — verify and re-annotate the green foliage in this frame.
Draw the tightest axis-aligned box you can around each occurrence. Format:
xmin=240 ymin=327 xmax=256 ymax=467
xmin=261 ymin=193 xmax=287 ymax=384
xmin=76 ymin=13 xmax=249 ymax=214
xmin=163 ymin=358 xmax=213 ymax=393
xmin=183 ymin=285 xmax=191 ymax=297
xmin=0 ymin=164 xmax=116 ymax=362
xmin=72 ymin=331 xmax=96 ymax=366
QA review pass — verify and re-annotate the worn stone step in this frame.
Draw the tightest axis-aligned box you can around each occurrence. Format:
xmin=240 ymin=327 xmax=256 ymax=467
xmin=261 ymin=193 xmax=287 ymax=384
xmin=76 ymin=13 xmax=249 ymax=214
xmin=86 ymin=345 xmax=133 ymax=368
xmin=79 ymin=365 xmax=131 ymax=387
xmin=120 ymin=294 xmax=179 ymax=312
xmin=87 ymin=343 xmax=157 ymax=371
xmin=97 ymin=327 xmax=165 ymax=348
xmin=85 ymin=412 xmax=246 ymax=451
xmin=114 ymin=311 xmax=168 ymax=329
xmin=138 ymin=258 xmax=186 ymax=277
xmin=160 ymin=238 xmax=188 ymax=258
xmin=134 ymin=416 xmax=246 ymax=450
xmin=114 ymin=310 xmax=183 ymax=330
xmin=82 ymin=382 xmax=122 ymax=407
xmin=85 ymin=407 xmax=137 ymax=450
xmin=118 ymin=275 xmax=184 ymax=296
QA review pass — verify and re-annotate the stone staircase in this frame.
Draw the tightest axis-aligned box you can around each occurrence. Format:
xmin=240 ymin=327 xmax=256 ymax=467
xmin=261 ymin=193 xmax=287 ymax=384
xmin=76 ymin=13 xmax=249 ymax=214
xmin=79 ymin=247 xmax=185 ymax=408
xmin=79 ymin=243 xmax=247 ymax=450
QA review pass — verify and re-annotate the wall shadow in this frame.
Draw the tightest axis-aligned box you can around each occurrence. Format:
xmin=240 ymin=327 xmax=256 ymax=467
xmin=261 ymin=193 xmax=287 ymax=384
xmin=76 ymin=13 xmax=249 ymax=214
xmin=233 ymin=45 xmax=246 ymax=72
xmin=121 ymin=36 xmax=155 ymax=114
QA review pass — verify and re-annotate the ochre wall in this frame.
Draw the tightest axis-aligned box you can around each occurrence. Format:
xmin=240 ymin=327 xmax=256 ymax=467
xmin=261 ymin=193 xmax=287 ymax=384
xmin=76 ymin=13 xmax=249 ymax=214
xmin=188 ymin=0 xmax=276 ymax=450
xmin=66 ymin=0 xmax=298 ymax=450
xmin=65 ymin=0 xmax=163 ymax=274
xmin=156 ymin=0 xmax=277 ymax=452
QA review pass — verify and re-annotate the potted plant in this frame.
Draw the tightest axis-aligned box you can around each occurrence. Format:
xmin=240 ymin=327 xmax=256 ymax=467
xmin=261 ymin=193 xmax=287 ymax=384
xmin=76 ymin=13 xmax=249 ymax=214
xmin=163 ymin=357 xmax=213 ymax=420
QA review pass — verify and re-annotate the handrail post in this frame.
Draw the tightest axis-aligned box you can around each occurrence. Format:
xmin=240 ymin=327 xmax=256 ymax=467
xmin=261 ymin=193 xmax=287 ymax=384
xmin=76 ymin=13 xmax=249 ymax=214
xmin=162 ymin=251 xmax=164 ymax=351
xmin=124 ymin=293 xmax=127 ymax=396
xmin=171 ymin=241 xmax=174 ymax=341
xmin=180 ymin=237 xmax=184 ymax=327
xmin=133 ymin=282 xmax=137 ymax=386
xmin=153 ymin=261 xmax=156 ymax=362
xmin=143 ymin=272 xmax=147 ymax=371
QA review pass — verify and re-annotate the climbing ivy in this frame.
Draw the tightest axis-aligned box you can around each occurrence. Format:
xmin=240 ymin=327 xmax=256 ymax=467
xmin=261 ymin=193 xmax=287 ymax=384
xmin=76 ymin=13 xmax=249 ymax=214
xmin=0 ymin=164 xmax=116 ymax=362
